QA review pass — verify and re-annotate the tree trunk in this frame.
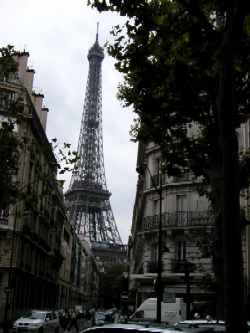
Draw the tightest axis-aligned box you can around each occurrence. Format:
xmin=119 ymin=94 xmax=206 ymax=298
xmin=216 ymin=4 xmax=247 ymax=332
xmin=213 ymin=212 xmax=224 ymax=320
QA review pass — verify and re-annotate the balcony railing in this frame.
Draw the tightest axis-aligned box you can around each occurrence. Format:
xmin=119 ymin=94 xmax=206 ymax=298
xmin=148 ymin=172 xmax=191 ymax=189
xmin=149 ymin=173 xmax=167 ymax=188
xmin=143 ymin=210 xmax=214 ymax=231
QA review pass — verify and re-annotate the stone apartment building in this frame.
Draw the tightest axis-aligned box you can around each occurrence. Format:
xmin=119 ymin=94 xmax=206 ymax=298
xmin=58 ymin=224 xmax=100 ymax=310
xmin=78 ymin=238 xmax=100 ymax=309
xmin=0 ymin=51 xmax=100 ymax=321
xmin=129 ymin=125 xmax=250 ymax=317
xmin=0 ymin=51 xmax=65 ymax=321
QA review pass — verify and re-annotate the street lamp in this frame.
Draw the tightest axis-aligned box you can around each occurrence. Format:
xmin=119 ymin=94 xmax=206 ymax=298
xmin=184 ymin=259 xmax=191 ymax=320
xmin=145 ymin=163 xmax=163 ymax=323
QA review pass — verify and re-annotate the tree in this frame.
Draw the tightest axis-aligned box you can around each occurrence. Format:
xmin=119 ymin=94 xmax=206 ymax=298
xmin=50 ymin=138 xmax=79 ymax=175
xmin=88 ymin=1 xmax=250 ymax=332
xmin=0 ymin=45 xmax=17 ymax=81
xmin=99 ymin=263 xmax=128 ymax=309
xmin=0 ymin=121 xmax=20 ymax=208
xmin=0 ymin=46 xmax=20 ymax=208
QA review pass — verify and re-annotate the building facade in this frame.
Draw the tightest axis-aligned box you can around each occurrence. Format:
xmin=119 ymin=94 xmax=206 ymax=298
xmin=129 ymin=134 xmax=250 ymax=318
xmin=0 ymin=51 xmax=65 ymax=321
xmin=0 ymin=51 xmax=100 ymax=321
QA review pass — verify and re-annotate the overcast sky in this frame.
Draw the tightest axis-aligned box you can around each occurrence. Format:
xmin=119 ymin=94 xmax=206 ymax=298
xmin=0 ymin=0 xmax=138 ymax=243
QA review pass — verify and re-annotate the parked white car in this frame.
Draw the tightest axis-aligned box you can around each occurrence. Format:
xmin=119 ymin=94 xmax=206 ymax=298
xmin=13 ymin=310 xmax=59 ymax=333
xmin=174 ymin=319 xmax=226 ymax=332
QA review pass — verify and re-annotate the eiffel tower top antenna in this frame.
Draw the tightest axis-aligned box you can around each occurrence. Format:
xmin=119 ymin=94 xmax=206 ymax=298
xmin=96 ymin=22 xmax=99 ymax=42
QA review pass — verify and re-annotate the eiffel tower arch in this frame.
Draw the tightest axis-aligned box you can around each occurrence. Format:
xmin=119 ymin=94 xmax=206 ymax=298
xmin=65 ymin=27 xmax=127 ymax=268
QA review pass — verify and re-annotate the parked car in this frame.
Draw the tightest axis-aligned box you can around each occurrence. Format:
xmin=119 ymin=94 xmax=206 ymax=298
xmin=13 ymin=310 xmax=59 ymax=333
xmin=94 ymin=310 xmax=119 ymax=326
xmin=81 ymin=323 xmax=186 ymax=333
xmin=95 ymin=312 xmax=107 ymax=326
xmin=174 ymin=320 xmax=226 ymax=332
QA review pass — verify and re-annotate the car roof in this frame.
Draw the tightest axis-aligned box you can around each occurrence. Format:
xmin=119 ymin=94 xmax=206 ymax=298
xmin=141 ymin=329 xmax=181 ymax=333
xmin=31 ymin=310 xmax=53 ymax=314
xmin=83 ymin=323 xmax=184 ymax=333
xmin=90 ymin=324 xmax=146 ymax=329
xmin=176 ymin=320 xmax=225 ymax=325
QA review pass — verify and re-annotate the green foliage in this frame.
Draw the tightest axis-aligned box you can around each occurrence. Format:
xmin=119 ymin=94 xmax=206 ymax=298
xmin=50 ymin=138 xmax=79 ymax=175
xmin=0 ymin=46 xmax=23 ymax=207
xmin=88 ymin=1 xmax=250 ymax=328
xmin=99 ymin=263 xmax=128 ymax=308
xmin=0 ymin=121 xmax=20 ymax=208
xmin=0 ymin=45 xmax=17 ymax=79
xmin=88 ymin=0 xmax=250 ymax=183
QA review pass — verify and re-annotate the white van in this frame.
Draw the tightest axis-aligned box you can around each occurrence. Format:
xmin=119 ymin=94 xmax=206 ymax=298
xmin=130 ymin=297 xmax=186 ymax=324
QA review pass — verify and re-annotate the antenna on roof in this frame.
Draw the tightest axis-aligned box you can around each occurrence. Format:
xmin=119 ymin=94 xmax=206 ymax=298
xmin=96 ymin=22 xmax=99 ymax=42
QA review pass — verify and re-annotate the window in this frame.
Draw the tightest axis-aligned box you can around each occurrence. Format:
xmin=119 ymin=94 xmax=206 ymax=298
xmin=176 ymin=194 xmax=186 ymax=211
xmin=176 ymin=195 xmax=187 ymax=225
xmin=154 ymin=157 xmax=160 ymax=175
xmin=176 ymin=241 xmax=186 ymax=261
xmin=152 ymin=199 xmax=158 ymax=216
xmin=151 ymin=243 xmax=158 ymax=263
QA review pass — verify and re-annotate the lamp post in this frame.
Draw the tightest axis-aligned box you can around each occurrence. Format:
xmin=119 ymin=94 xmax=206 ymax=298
xmin=184 ymin=260 xmax=191 ymax=320
xmin=146 ymin=163 xmax=163 ymax=323
xmin=156 ymin=168 xmax=163 ymax=323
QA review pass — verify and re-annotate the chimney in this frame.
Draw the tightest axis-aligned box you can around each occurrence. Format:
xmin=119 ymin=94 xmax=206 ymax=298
xmin=16 ymin=51 xmax=30 ymax=82
xmin=24 ymin=68 xmax=35 ymax=94
xmin=41 ymin=107 xmax=49 ymax=131
xmin=32 ymin=92 xmax=44 ymax=122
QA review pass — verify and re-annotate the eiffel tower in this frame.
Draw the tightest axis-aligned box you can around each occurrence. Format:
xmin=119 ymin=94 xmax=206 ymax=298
xmin=65 ymin=25 xmax=126 ymax=266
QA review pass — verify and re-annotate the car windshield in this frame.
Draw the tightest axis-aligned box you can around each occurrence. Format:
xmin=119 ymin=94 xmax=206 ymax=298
xmin=29 ymin=312 xmax=46 ymax=320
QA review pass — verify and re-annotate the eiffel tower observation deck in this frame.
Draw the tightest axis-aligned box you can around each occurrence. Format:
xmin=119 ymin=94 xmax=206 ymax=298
xmin=65 ymin=25 xmax=126 ymax=267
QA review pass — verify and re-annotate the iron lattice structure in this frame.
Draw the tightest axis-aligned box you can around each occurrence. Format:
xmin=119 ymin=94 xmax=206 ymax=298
xmin=65 ymin=31 xmax=123 ymax=247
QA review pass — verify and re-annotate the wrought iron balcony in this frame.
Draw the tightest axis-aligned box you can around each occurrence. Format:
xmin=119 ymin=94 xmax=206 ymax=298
xmin=143 ymin=210 xmax=214 ymax=231
xmin=148 ymin=172 xmax=191 ymax=189
xmin=149 ymin=173 xmax=167 ymax=188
